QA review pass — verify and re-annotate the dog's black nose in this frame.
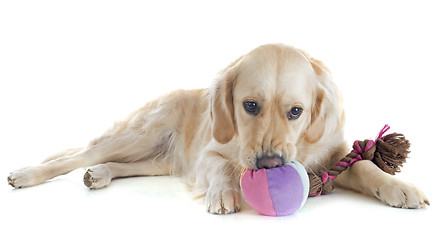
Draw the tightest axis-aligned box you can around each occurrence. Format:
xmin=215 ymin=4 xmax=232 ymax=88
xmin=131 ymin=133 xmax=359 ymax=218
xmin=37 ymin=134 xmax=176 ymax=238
xmin=256 ymin=155 xmax=284 ymax=169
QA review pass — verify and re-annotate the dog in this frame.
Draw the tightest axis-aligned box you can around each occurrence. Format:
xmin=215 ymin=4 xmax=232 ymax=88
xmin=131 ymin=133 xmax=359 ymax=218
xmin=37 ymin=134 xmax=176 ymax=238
xmin=8 ymin=43 xmax=429 ymax=213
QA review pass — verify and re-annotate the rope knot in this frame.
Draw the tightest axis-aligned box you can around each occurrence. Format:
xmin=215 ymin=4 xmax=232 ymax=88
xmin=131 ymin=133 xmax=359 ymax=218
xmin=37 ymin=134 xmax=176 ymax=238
xmin=309 ymin=172 xmax=334 ymax=197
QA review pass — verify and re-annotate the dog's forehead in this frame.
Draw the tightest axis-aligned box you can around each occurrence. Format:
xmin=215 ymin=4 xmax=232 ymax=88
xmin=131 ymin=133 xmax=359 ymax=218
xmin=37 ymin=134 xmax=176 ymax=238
xmin=235 ymin=46 xmax=315 ymax=101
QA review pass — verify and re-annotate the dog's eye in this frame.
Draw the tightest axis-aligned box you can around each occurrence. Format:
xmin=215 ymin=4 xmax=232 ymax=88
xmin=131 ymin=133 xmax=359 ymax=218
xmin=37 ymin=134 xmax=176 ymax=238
xmin=288 ymin=107 xmax=303 ymax=120
xmin=243 ymin=101 xmax=260 ymax=115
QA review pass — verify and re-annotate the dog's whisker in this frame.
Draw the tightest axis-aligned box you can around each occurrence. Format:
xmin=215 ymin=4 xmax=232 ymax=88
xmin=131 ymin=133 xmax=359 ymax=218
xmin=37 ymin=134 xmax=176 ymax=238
xmin=307 ymin=165 xmax=323 ymax=184
xmin=314 ymin=159 xmax=329 ymax=172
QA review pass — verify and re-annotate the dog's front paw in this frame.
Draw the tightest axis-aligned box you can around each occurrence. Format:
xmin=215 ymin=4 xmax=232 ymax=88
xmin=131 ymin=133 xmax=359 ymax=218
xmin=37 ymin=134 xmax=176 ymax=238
xmin=206 ymin=187 xmax=241 ymax=214
xmin=374 ymin=178 xmax=429 ymax=208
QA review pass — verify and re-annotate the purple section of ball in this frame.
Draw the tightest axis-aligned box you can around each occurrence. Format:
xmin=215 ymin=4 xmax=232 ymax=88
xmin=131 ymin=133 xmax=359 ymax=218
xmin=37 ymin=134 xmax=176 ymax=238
xmin=266 ymin=164 xmax=303 ymax=216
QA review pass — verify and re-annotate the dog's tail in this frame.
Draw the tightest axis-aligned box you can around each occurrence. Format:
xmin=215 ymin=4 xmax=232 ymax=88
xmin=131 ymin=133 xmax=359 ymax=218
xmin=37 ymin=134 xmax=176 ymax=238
xmin=41 ymin=148 xmax=83 ymax=164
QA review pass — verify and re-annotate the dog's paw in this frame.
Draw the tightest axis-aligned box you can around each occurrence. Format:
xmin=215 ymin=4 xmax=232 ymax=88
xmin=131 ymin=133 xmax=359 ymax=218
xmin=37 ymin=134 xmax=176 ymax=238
xmin=8 ymin=166 xmax=45 ymax=189
xmin=83 ymin=164 xmax=112 ymax=189
xmin=374 ymin=178 xmax=429 ymax=209
xmin=206 ymin=187 xmax=241 ymax=214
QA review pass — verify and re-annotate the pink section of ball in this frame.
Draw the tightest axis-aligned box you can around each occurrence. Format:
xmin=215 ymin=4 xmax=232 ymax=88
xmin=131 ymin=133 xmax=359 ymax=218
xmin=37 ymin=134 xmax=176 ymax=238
xmin=240 ymin=169 xmax=276 ymax=216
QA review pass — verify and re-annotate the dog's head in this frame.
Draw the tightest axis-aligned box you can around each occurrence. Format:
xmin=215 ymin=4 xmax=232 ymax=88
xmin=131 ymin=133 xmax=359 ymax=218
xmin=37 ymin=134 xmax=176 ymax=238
xmin=210 ymin=44 xmax=344 ymax=170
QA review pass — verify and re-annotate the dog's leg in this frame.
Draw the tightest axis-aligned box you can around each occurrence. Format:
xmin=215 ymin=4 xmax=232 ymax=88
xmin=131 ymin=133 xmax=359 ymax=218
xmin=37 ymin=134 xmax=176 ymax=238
xmin=8 ymin=122 xmax=176 ymax=189
xmin=8 ymin=147 xmax=100 ymax=188
xmin=7 ymin=138 xmax=133 ymax=189
xmin=334 ymin=160 xmax=429 ymax=208
xmin=8 ymin=126 xmax=174 ymax=189
xmin=83 ymin=158 xmax=171 ymax=189
xmin=193 ymin=150 xmax=242 ymax=214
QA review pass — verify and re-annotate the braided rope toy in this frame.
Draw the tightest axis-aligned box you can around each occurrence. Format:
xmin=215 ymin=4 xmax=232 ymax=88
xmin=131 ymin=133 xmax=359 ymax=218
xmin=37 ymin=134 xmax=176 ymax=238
xmin=241 ymin=125 xmax=417 ymax=216
xmin=308 ymin=124 xmax=410 ymax=197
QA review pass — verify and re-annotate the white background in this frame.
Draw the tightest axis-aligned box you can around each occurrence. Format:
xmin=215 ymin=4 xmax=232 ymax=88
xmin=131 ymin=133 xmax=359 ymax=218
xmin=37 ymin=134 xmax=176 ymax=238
xmin=1 ymin=0 xmax=437 ymax=239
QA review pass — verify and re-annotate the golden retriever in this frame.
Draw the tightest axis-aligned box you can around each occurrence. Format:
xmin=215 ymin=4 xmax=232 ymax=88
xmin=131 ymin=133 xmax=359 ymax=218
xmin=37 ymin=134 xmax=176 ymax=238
xmin=8 ymin=43 xmax=428 ymax=213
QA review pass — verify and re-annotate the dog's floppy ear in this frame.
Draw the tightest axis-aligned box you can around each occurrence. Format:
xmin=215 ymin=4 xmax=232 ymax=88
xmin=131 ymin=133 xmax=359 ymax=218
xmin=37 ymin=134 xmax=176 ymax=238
xmin=303 ymin=53 xmax=344 ymax=144
xmin=210 ymin=56 xmax=243 ymax=144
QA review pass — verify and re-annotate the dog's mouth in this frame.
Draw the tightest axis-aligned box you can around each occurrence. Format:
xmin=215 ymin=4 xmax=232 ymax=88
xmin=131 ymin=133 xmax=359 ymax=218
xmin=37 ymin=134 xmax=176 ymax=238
xmin=256 ymin=154 xmax=285 ymax=169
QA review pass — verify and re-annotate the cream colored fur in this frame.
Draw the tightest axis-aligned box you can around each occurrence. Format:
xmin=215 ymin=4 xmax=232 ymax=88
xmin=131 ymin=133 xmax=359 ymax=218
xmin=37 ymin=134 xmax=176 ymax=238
xmin=8 ymin=44 xmax=428 ymax=213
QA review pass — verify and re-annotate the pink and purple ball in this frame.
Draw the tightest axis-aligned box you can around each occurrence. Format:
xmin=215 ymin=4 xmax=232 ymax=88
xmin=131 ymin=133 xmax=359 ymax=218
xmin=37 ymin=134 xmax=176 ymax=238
xmin=240 ymin=161 xmax=309 ymax=216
